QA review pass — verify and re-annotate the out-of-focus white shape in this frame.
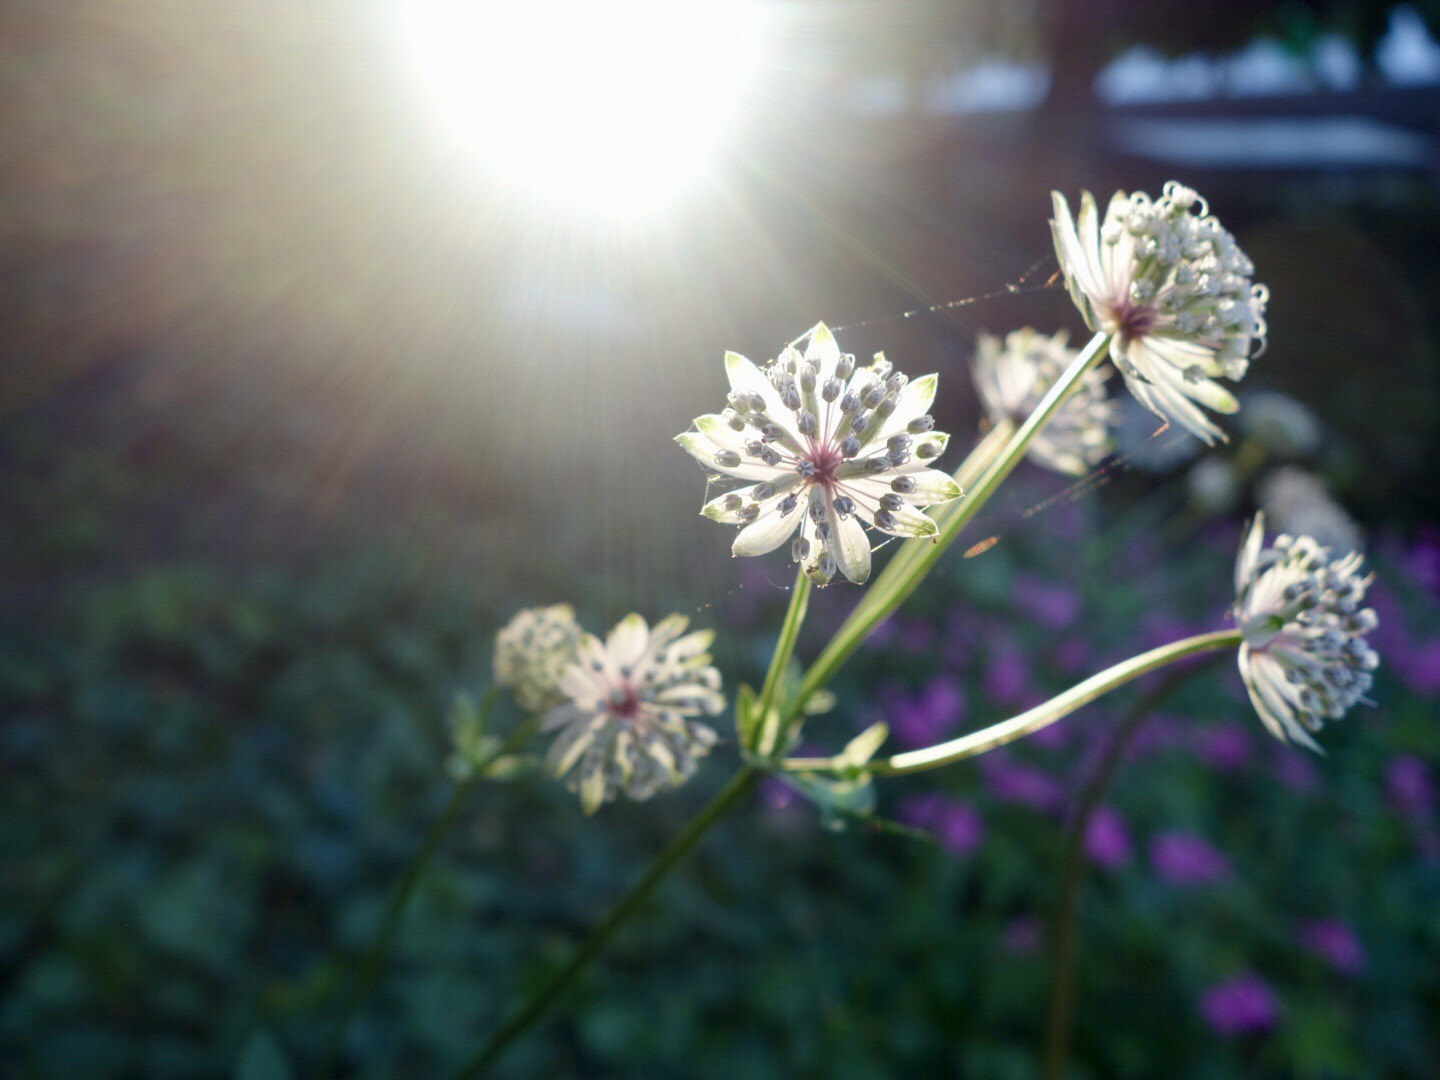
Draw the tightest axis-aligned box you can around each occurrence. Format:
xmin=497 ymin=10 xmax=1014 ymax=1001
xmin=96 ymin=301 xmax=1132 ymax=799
xmin=398 ymin=0 xmax=765 ymax=213
xmin=1114 ymin=117 xmax=1433 ymax=169
xmin=1223 ymin=39 xmax=1313 ymax=97
xmin=1377 ymin=6 xmax=1440 ymax=85
xmin=925 ymin=61 xmax=1049 ymax=114
xmin=1096 ymin=48 xmax=1221 ymax=104
xmin=1313 ymin=34 xmax=1362 ymax=90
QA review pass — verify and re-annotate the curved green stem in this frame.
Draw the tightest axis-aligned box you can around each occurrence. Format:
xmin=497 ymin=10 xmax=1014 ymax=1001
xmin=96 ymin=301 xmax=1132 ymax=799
xmin=753 ymin=570 xmax=812 ymax=755
xmin=321 ymin=690 xmax=526 ymax=1077
xmin=454 ymin=766 xmax=759 ymax=1078
xmin=788 ymin=332 xmax=1110 ymax=722
xmin=1042 ymin=652 xmax=1226 ymax=1080
xmin=783 ymin=628 xmax=1240 ymax=777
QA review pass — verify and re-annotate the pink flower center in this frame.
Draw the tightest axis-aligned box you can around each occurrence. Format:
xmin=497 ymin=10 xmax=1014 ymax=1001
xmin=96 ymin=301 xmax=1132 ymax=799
xmin=607 ymin=684 xmax=641 ymax=719
xmin=1107 ymin=298 xmax=1156 ymax=345
xmin=804 ymin=441 xmax=842 ymax=492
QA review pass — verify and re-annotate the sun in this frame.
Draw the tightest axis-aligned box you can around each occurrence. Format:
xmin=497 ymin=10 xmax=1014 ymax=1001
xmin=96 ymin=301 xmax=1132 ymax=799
xmin=398 ymin=0 xmax=765 ymax=214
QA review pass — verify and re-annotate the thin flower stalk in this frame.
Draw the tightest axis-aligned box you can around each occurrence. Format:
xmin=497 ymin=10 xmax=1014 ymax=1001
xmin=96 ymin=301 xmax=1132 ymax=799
xmin=783 ymin=628 xmax=1240 ymax=778
xmin=750 ymin=569 xmax=812 ymax=755
xmin=787 ymin=330 xmax=1112 ymax=723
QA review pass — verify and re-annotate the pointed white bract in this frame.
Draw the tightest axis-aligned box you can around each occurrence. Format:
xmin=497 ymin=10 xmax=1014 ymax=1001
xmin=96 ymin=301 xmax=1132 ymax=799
xmin=972 ymin=328 xmax=1113 ymax=476
xmin=542 ymin=614 xmax=723 ymax=814
xmin=676 ymin=323 xmax=963 ymax=585
xmin=1233 ymin=514 xmax=1379 ymax=751
xmin=1051 ymin=182 xmax=1268 ymax=445
xmin=493 ymin=604 xmax=583 ymax=713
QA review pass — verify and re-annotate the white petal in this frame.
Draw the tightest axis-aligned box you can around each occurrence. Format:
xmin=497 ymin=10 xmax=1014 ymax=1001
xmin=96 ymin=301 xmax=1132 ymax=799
xmin=725 ymin=352 xmax=789 ymax=420
xmin=676 ymin=432 xmax=783 ymax=482
xmin=828 ymin=505 xmax=872 ymax=584
xmin=805 ymin=322 xmax=840 ymax=378
xmin=872 ymin=503 xmax=938 ymax=538
xmin=607 ymin=614 xmax=650 ymax=668
xmin=732 ymin=495 xmax=806 ymax=556
xmin=894 ymin=467 xmax=963 ymax=505
xmin=874 ymin=373 xmax=938 ymax=442
xmin=1235 ymin=513 xmax=1265 ymax=595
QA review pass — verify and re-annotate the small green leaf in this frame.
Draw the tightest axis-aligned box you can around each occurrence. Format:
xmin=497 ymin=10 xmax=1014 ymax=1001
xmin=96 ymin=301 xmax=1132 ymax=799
xmin=735 ymin=683 xmax=758 ymax=751
xmin=838 ymin=722 xmax=889 ymax=770
xmin=782 ymin=772 xmax=876 ymax=831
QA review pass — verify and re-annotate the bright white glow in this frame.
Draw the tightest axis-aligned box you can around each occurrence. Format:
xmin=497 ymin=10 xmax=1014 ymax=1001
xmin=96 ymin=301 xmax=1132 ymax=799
xmin=400 ymin=0 xmax=764 ymax=213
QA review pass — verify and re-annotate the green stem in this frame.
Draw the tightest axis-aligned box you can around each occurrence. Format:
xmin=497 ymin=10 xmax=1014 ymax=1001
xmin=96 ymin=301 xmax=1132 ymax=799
xmin=789 ymin=332 xmax=1110 ymax=721
xmin=1042 ymin=653 xmax=1225 ymax=1080
xmin=754 ymin=569 xmax=812 ymax=755
xmin=454 ymin=766 xmax=759 ymax=1078
xmin=321 ymin=690 xmax=526 ymax=1077
xmin=783 ymin=628 xmax=1240 ymax=777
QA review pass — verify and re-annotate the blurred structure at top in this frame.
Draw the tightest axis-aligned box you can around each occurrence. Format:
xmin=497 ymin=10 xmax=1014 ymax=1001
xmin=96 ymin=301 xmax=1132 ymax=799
xmin=0 ymin=0 xmax=1436 ymax=605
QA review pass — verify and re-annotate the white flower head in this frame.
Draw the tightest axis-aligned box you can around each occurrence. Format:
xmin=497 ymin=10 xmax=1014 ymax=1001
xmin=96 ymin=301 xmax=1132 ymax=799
xmin=493 ymin=604 xmax=583 ymax=713
xmin=543 ymin=613 xmax=723 ymax=814
xmin=676 ymin=323 xmax=963 ymax=585
xmin=1239 ymin=390 xmax=1322 ymax=458
xmin=972 ymin=327 xmax=1113 ymax=476
xmin=1233 ymin=514 xmax=1378 ymax=751
xmin=1051 ymin=181 xmax=1269 ymax=445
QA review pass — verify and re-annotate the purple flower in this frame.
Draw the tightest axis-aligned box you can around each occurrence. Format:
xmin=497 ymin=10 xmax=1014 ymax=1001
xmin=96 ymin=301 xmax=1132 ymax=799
xmin=1001 ymin=915 xmax=1043 ymax=956
xmin=1151 ymin=831 xmax=1233 ymax=885
xmin=1386 ymin=755 xmax=1435 ymax=820
xmin=935 ymin=800 xmax=985 ymax=856
xmin=889 ymin=676 xmax=966 ymax=749
xmin=898 ymin=617 xmax=936 ymax=654
xmin=1085 ymin=805 xmax=1132 ymax=868
xmin=1052 ymin=637 xmax=1091 ymax=675
xmin=1028 ymin=720 xmax=1071 ymax=751
xmin=759 ymin=774 xmax=796 ymax=811
xmin=1403 ymin=527 xmax=1440 ymax=595
xmin=894 ymin=794 xmax=985 ymax=856
xmin=1194 ymin=724 xmax=1252 ymax=773
xmin=1296 ymin=919 xmax=1366 ymax=974
xmin=983 ymin=756 xmax=1065 ymax=815
xmin=983 ymin=637 xmax=1029 ymax=704
xmin=1013 ymin=574 xmax=1082 ymax=630
xmin=1273 ymin=748 xmax=1320 ymax=793
xmin=1199 ymin=974 xmax=1279 ymax=1037
xmin=1395 ymin=638 xmax=1440 ymax=697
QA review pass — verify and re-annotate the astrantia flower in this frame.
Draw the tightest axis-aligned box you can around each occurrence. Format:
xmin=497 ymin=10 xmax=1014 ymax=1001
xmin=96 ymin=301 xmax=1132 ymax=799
xmin=676 ymin=323 xmax=962 ymax=585
xmin=493 ymin=604 xmax=583 ymax=713
xmin=972 ymin=328 xmax=1113 ymax=475
xmin=1233 ymin=513 xmax=1379 ymax=750
xmin=1051 ymin=181 xmax=1269 ymax=444
xmin=543 ymin=613 xmax=723 ymax=814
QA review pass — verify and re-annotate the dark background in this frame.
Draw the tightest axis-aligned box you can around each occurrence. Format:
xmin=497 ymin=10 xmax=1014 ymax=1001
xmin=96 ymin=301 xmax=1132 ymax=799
xmin=3 ymin=1 xmax=1439 ymax=1076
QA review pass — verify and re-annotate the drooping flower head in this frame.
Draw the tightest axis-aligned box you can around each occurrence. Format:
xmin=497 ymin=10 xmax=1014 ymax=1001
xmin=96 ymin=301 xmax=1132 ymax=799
xmin=676 ymin=323 xmax=963 ymax=585
xmin=1051 ymin=181 xmax=1269 ymax=444
xmin=1233 ymin=513 xmax=1379 ymax=751
xmin=543 ymin=613 xmax=723 ymax=814
xmin=493 ymin=604 xmax=583 ymax=713
xmin=972 ymin=328 xmax=1113 ymax=475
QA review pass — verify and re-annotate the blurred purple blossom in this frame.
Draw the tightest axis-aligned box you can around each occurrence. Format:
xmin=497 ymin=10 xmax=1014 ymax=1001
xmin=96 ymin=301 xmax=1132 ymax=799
xmin=759 ymin=774 xmax=796 ymax=811
xmin=983 ymin=756 xmax=1065 ymax=815
xmin=1194 ymin=724 xmax=1252 ymax=773
xmin=1151 ymin=831 xmax=1233 ymax=885
xmin=1199 ymin=974 xmax=1279 ymax=1037
xmin=894 ymin=793 xmax=985 ymax=856
xmin=1271 ymin=748 xmax=1320 ymax=792
xmin=1001 ymin=915 xmax=1043 ymax=956
xmin=1394 ymin=638 xmax=1440 ymax=697
xmin=1140 ymin=612 xmax=1195 ymax=652
xmin=898 ymin=617 xmax=936 ymax=654
xmin=1052 ymin=637 xmax=1091 ymax=675
xmin=1296 ymin=919 xmax=1366 ymax=974
xmin=983 ymin=637 xmax=1029 ymax=704
xmin=887 ymin=676 xmax=966 ymax=748
xmin=1386 ymin=755 xmax=1435 ymax=820
xmin=1402 ymin=526 xmax=1440 ymax=595
xmin=1013 ymin=574 xmax=1082 ymax=630
xmin=1085 ymin=805 xmax=1132 ymax=867
xmin=1028 ymin=719 xmax=1072 ymax=751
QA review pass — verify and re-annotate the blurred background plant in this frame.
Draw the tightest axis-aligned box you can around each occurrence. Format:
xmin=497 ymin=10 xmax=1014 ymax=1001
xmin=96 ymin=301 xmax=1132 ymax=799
xmin=2 ymin=0 xmax=1439 ymax=1076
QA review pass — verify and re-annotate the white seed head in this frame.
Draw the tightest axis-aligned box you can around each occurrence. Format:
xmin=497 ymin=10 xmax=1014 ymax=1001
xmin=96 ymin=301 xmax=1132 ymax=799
xmin=493 ymin=604 xmax=584 ymax=714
